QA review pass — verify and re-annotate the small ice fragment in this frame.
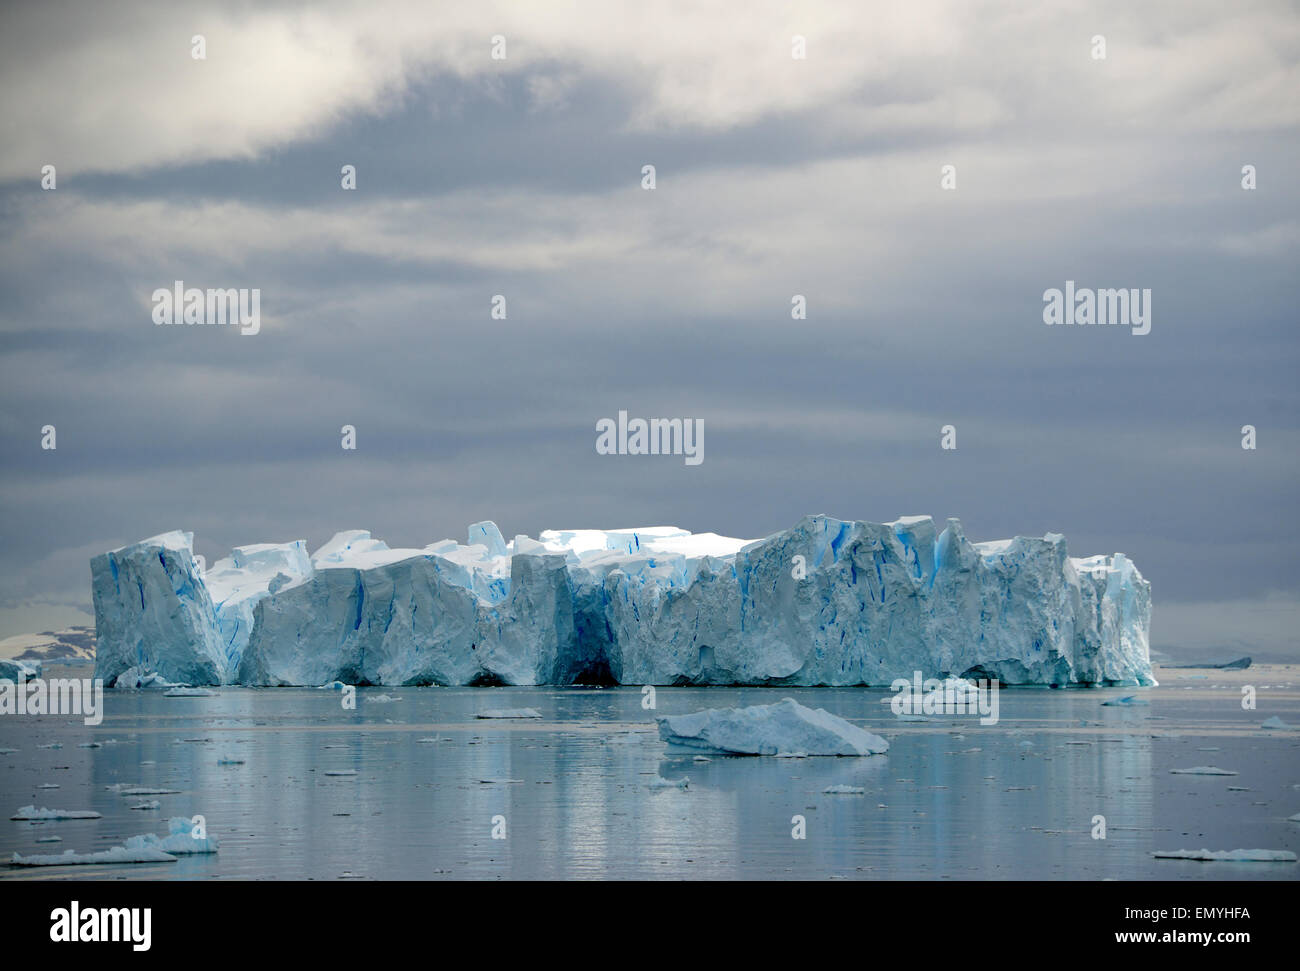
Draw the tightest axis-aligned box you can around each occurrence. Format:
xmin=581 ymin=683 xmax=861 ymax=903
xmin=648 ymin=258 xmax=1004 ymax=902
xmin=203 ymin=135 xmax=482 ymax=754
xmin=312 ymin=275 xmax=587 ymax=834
xmin=124 ymin=817 xmax=219 ymax=855
xmin=164 ymin=687 xmax=215 ymax=697
xmin=477 ymin=708 xmax=542 ymax=719
xmin=129 ymin=801 xmax=161 ymax=810
xmin=10 ymin=806 xmax=101 ymax=820
xmin=323 ymin=770 xmax=358 ymax=777
xmin=117 ymin=787 xmax=180 ymax=795
xmin=1260 ymin=716 xmax=1291 ymax=730
xmin=1152 ymin=848 xmax=1296 ymax=862
xmin=823 ymin=785 xmax=866 ymax=794
xmin=1170 ymin=766 xmax=1238 ymax=776
xmin=1102 ymin=695 xmax=1149 ymax=707
xmin=648 ymin=777 xmax=689 ymax=789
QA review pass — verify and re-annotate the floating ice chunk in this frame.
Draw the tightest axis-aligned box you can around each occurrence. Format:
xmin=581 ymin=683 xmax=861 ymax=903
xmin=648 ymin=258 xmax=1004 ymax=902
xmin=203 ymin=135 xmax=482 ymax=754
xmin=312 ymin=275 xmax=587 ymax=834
xmin=34 ymin=836 xmax=61 ymax=843
xmin=129 ymin=801 xmax=160 ymax=810
xmin=368 ymin=694 xmax=400 ymax=703
xmin=0 ymin=658 xmax=40 ymax=680
xmin=37 ymin=784 xmax=58 ymax=789
xmin=1170 ymin=766 xmax=1238 ymax=776
xmin=477 ymin=708 xmax=542 ymax=719
xmin=823 ymin=784 xmax=866 ymax=794
xmin=125 ymin=816 xmax=218 ymax=854
xmin=323 ymin=769 xmax=357 ymax=777
xmin=0 ymin=748 xmax=17 ymax=755
xmin=112 ymin=666 xmax=184 ymax=691
xmin=10 ymin=806 xmax=101 ymax=820
xmin=1153 ymin=848 xmax=1296 ymax=863
xmin=12 ymin=845 xmax=177 ymax=866
xmin=217 ymin=757 xmax=245 ymax=765
xmin=648 ymin=776 xmax=689 ymax=788
xmin=1102 ymin=695 xmax=1149 ymax=706
xmin=116 ymin=787 xmax=180 ymax=796
xmin=164 ymin=687 xmax=215 ymax=697
xmin=657 ymin=698 xmax=889 ymax=757
xmin=1260 ymin=716 xmax=1292 ymax=730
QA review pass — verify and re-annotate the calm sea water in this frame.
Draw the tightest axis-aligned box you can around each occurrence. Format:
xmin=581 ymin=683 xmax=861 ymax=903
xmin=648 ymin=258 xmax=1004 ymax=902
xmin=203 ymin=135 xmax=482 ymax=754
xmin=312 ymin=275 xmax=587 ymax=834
xmin=1 ymin=665 xmax=1297 ymax=880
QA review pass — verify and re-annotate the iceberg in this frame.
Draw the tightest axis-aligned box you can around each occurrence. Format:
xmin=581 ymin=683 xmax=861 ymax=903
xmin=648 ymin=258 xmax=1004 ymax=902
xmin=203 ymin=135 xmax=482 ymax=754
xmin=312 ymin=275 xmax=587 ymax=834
xmin=657 ymin=698 xmax=889 ymax=756
xmin=91 ymin=516 xmax=1154 ymax=688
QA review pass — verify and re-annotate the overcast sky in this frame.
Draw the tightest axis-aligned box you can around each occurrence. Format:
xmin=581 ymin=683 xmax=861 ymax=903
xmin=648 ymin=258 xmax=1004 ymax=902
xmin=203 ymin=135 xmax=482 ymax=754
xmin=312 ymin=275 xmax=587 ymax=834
xmin=1 ymin=1 xmax=1297 ymax=658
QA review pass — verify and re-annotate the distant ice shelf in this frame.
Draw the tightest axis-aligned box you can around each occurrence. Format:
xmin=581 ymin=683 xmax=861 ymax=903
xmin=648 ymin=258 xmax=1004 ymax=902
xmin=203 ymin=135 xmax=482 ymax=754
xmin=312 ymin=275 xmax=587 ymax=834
xmin=90 ymin=515 xmax=1153 ymax=688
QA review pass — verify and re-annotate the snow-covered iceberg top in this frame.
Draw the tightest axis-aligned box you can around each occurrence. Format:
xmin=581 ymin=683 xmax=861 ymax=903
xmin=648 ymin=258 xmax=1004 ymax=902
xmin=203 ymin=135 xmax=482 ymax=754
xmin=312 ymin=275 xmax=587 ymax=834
xmin=91 ymin=515 xmax=1153 ymax=689
xmin=658 ymin=698 xmax=889 ymax=756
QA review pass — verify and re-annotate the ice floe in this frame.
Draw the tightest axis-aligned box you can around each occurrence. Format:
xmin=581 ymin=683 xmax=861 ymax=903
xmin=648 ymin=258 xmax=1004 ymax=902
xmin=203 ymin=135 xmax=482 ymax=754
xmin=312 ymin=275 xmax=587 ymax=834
xmin=657 ymin=698 xmax=889 ymax=757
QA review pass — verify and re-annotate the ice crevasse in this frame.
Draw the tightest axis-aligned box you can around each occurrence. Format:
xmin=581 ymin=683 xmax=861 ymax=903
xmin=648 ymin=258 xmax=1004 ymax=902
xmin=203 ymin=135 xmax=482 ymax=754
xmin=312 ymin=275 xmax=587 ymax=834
xmin=90 ymin=515 xmax=1154 ymax=688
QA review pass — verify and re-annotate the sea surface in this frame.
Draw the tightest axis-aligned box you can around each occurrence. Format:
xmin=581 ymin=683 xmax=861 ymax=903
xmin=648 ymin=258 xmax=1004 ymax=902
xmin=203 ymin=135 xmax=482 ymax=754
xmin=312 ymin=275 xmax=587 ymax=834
xmin=1 ymin=663 xmax=1297 ymax=880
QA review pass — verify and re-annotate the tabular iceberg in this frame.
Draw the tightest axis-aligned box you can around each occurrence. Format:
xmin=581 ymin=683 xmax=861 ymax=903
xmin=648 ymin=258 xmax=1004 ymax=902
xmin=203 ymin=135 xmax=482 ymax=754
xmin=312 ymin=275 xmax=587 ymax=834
xmin=91 ymin=515 xmax=1153 ymax=688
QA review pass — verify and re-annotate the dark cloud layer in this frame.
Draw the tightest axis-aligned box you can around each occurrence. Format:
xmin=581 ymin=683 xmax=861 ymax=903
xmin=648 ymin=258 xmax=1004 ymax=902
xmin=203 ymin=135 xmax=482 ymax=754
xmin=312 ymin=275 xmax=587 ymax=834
xmin=0 ymin=1 xmax=1297 ymax=657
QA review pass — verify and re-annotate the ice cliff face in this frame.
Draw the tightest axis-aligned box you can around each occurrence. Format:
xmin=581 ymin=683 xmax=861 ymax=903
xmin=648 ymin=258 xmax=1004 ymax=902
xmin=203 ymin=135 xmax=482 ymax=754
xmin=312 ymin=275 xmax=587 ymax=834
xmin=91 ymin=515 xmax=1153 ymax=688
